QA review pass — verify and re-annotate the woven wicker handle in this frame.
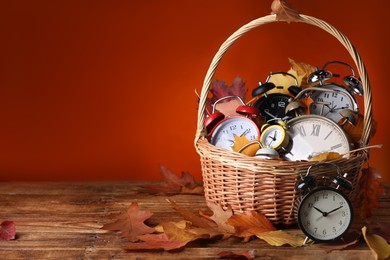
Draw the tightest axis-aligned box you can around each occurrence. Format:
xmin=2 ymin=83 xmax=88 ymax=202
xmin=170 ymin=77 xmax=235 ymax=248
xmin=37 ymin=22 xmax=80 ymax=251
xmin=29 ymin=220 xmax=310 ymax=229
xmin=195 ymin=14 xmax=372 ymax=147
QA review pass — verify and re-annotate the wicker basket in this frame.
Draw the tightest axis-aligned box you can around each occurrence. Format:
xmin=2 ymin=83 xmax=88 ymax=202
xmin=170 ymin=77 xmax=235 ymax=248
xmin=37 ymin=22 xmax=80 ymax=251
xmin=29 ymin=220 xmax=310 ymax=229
xmin=194 ymin=13 xmax=373 ymax=225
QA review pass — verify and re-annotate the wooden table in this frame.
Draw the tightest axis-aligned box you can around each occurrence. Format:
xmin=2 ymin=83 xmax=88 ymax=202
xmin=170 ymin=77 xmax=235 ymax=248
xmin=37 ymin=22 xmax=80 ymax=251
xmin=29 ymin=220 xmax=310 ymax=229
xmin=0 ymin=182 xmax=388 ymax=259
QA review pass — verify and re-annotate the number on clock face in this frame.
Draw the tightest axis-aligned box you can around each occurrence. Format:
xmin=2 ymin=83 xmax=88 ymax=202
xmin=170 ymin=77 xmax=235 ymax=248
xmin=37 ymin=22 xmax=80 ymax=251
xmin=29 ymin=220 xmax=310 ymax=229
xmin=284 ymin=115 xmax=350 ymax=161
xmin=210 ymin=117 xmax=260 ymax=150
xmin=309 ymin=84 xmax=358 ymax=123
xmin=298 ymin=187 xmax=353 ymax=241
xmin=255 ymin=95 xmax=290 ymax=122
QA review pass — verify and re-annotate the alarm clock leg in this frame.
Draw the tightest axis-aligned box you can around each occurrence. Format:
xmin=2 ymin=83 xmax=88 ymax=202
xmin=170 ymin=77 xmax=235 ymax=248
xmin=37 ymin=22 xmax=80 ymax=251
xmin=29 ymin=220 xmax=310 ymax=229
xmin=303 ymin=236 xmax=310 ymax=245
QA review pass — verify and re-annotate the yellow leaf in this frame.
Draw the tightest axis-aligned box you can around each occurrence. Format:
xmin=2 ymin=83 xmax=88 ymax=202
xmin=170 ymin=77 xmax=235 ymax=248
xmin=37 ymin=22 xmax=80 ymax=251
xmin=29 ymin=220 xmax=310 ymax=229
xmin=288 ymin=58 xmax=317 ymax=88
xmin=163 ymin=222 xmax=209 ymax=242
xmin=309 ymin=152 xmax=342 ymax=162
xmin=362 ymin=226 xmax=390 ymax=260
xmin=231 ymin=135 xmax=259 ymax=156
xmin=154 ymin=220 xmax=191 ymax=233
xmin=256 ymin=230 xmax=305 ymax=247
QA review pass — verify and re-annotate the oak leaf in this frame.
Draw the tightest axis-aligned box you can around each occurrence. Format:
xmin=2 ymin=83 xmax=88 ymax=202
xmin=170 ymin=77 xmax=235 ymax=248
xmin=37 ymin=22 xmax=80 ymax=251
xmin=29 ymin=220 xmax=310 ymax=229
xmin=204 ymin=202 xmax=235 ymax=234
xmin=226 ymin=211 xmax=276 ymax=240
xmin=167 ymin=199 xmax=230 ymax=240
xmin=126 ymin=222 xmax=212 ymax=251
xmin=141 ymin=164 xmax=203 ymax=195
xmin=101 ymin=202 xmax=155 ymax=242
xmin=231 ymin=135 xmax=259 ymax=156
xmin=362 ymin=226 xmax=390 ymax=260
xmin=256 ymin=230 xmax=305 ymax=247
xmin=271 ymin=0 xmax=300 ymax=23
xmin=167 ymin=199 xmax=216 ymax=228
xmin=125 ymin=232 xmax=188 ymax=251
xmin=0 ymin=221 xmax=16 ymax=240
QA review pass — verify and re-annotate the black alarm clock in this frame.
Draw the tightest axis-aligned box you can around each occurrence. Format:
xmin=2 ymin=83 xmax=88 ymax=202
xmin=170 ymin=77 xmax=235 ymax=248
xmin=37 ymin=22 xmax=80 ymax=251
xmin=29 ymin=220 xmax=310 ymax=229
xmin=252 ymin=71 xmax=302 ymax=122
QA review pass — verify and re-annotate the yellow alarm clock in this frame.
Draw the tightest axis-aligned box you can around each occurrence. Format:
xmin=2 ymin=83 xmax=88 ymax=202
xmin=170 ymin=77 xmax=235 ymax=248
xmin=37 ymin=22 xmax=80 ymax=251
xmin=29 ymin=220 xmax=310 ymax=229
xmin=260 ymin=121 xmax=289 ymax=151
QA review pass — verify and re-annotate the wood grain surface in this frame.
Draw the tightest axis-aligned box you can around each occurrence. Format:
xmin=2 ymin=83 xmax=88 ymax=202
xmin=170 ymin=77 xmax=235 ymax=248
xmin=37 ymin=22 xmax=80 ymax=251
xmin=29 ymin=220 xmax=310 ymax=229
xmin=0 ymin=182 xmax=388 ymax=259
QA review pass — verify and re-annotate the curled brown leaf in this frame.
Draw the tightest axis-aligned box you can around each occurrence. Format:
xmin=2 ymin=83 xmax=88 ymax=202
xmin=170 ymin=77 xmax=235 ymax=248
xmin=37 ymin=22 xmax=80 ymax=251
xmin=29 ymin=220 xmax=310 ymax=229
xmin=271 ymin=0 xmax=301 ymax=23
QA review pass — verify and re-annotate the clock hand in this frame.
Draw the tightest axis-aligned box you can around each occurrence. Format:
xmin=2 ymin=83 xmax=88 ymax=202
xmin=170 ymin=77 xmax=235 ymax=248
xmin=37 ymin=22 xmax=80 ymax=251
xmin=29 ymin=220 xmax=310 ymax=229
xmin=327 ymin=205 xmax=343 ymax=215
xmin=323 ymin=104 xmax=338 ymax=116
xmin=313 ymin=206 xmax=326 ymax=215
xmin=263 ymin=110 xmax=277 ymax=119
xmin=240 ymin=128 xmax=250 ymax=137
xmin=268 ymin=135 xmax=276 ymax=141
xmin=334 ymin=106 xmax=349 ymax=111
xmin=273 ymin=131 xmax=277 ymax=140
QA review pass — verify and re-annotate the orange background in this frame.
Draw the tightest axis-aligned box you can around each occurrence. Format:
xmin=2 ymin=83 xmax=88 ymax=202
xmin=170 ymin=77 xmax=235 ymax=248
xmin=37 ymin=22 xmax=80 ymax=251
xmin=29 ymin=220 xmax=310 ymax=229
xmin=0 ymin=0 xmax=389 ymax=181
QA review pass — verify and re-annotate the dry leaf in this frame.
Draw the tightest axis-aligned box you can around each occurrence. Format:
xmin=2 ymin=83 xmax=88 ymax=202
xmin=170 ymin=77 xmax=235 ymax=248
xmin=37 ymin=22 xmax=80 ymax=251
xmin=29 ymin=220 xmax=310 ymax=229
xmin=226 ymin=211 xmax=276 ymax=240
xmin=218 ymin=249 xmax=256 ymax=259
xmin=362 ymin=226 xmax=390 ymax=260
xmin=215 ymin=98 xmax=243 ymax=116
xmin=125 ymin=232 xmax=188 ymax=251
xmin=231 ymin=135 xmax=259 ymax=156
xmin=206 ymin=77 xmax=246 ymax=116
xmin=101 ymin=202 xmax=155 ymax=242
xmin=140 ymin=164 xmax=203 ymax=195
xmin=373 ymin=223 xmax=390 ymax=243
xmin=316 ymin=230 xmax=361 ymax=253
xmin=163 ymin=222 xmax=209 ymax=243
xmin=126 ymin=219 xmax=210 ymax=251
xmin=356 ymin=165 xmax=384 ymax=219
xmin=167 ymin=199 xmax=216 ymax=228
xmin=204 ymin=202 xmax=235 ymax=234
xmin=154 ymin=220 xmax=191 ymax=233
xmin=288 ymin=58 xmax=317 ymax=88
xmin=309 ymin=152 xmax=342 ymax=162
xmin=271 ymin=0 xmax=300 ymax=23
xmin=340 ymin=114 xmax=378 ymax=144
xmin=0 ymin=221 xmax=16 ymax=241
xmin=256 ymin=230 xmax=305 ymax=247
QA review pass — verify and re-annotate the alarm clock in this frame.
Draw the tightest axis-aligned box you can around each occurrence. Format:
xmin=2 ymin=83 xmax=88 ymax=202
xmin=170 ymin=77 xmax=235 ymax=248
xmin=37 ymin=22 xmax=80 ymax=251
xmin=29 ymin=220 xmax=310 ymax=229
xmin=205 ymin=96 xmax=261 ymax=151
xmin=296 ymin=162 xmax=354 ymax=243
xmin=260 ymin=120 xmax=289 ymax=151
xmin=307 ymin=60 xmax=361 ymax=123
xmin=283 ymin=115 xmax=351 ymax=161
xmin=252 ymin=72 xmax=302 ymax=122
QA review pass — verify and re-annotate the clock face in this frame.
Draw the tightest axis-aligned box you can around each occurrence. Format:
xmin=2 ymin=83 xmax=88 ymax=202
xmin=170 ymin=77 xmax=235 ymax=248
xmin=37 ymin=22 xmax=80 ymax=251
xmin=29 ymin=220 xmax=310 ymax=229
xmin=298 ymin=187 xmax=353 ymax=242
xmin=284 ymin=115 xmax=350 ymax=161
xmin=210 ymin=117 xmax=260 ymax=150
xmin=260 ymin=125 xmax=288 ymax=150
xmin=254 ymin=94 xmax=290 ymax=122
xmin=309 ymin=84 xmax=358 ymax=123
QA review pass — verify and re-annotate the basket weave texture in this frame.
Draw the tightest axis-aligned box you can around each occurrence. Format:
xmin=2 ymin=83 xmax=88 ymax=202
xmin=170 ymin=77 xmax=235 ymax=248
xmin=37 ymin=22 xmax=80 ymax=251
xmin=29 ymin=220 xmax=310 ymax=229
xmin=194 ymin=14 xmax=372 ymax=225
